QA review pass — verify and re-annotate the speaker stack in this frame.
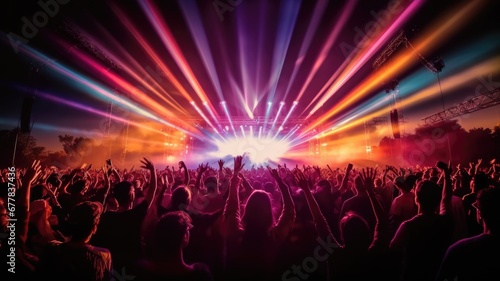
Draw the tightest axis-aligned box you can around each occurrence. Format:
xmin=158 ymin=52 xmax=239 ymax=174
xmin=20 ymin=96 xmax=34 ymax=133
xmin=390 ymin=109 xmax=400 ymax=139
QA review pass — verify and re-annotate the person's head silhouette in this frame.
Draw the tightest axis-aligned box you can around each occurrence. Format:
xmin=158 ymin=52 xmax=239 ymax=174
xmin=68 ymin=201 xmax=103 ymax=242
xmin=474 ymin=187 xmax=500 ymax=234
xmin=415 ymin=180 xmax=441 ymax=213
xmin=154 ymin=211 xmax=193 ymax=259
xmin=113 ymin=181 xmax=135 ymax=210
xmin=170 ymin=186 xmax=192 ymax=211
xmin=242 ymin=190 xmax=274 ymax=234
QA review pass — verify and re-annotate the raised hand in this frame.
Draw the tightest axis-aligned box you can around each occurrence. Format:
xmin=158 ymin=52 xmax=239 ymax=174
xmin=293 ymin=168 xmax=310 ymax=191
xmin=198 ymin=162 xmax=209 ymax=174
xmin=436 ymin=161 xmax=450 ymax=174
xmin=399 ymin=167 xmax=406 ymax=177
xmin=359 ymin=167 xmax=377 ymax=193
xmin=103 ymin=165 xmax=110 ymax=183
xmin=16 ymin=169 xmax=22 ymax=181
xmin=106 ymin=159 xmax=113 ymax=168
xmin=218 ymin=159 xmax=224 ymax=170
xmin=24 ymin=159 xmax=42 ymax=185
xmin=326 ymin=164 xmax=334 ymax=174
xmin=233 ymin=155 xmax=245 ymax=176
xmin=267 ymin=166 xmax=281 ymax=181
xmin=312 ymin=165 xmax=321 ymax=176
xmin=140 ymin=157 xmax=155 ymax=171
xmin=178 ymin=160 xmax=187 ymax=170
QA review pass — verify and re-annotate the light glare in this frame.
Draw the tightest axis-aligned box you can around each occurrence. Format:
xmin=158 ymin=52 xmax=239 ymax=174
xmin=213 ymin=136 xmax=290 ymax=164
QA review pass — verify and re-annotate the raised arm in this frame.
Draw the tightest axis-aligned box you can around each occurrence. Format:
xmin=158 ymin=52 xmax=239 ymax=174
xmin=194 ymin=163 xmax=209 ymax=195
xmin=57 ymin=168 xmax=79 ymax=195
xmin=140 ymin=158 xmax=157 ymax=210
xmin=474 ymin=159 xmax=482 ymax=176
xmin=268 ymin=166 xmax=296 ymax=241
xmin=223 ymin=155 xmax=245 ymax=237
xmin=313 ymin=165 xmax=323 ymax=180
xmin=217 ymin=159 xmax=225 ymax=182
xmin=101 ymin=166 xmax=112 ymax=210
xmin=239 ymin=172 xmax=254 ymax=201
xmin=106 ymin=159 xmax=122 ymax=183
xmin=382 ymin=166 xmax=389 ymax=187
xmin=360 ymin=168 xmax=389 ymax=249
xmin=18 ymin=160 xmax=42 ymax=245
xmin=179 ymin=161 xmax=190 ymax=185
xmin=486 ymin=159 xmax=496 ymax=176
xmin=293 ymin=168 xmax=340 ymax=246
xmin=155 ymin=169 xmax=171 ymax=210
xmin=43 ymin=183 xmax=62 ymax=210
xmin=339 ymin=163 xmax=353 ymax=193
xmin=437 ymin=161 xmax=452 ymax=216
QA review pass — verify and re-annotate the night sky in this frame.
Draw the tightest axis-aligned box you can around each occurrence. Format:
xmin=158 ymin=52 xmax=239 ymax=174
xmin=1 ymin=0 xmax=499 ymax=163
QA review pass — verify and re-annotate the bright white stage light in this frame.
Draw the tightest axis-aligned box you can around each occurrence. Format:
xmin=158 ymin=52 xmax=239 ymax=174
xmin=212 ymin=136 xmax=290 ymax=165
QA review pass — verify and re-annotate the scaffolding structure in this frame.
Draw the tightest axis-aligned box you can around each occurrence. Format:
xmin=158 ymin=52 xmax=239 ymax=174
xmin=422 ymin=87 xmax=500 ymax=125
xmin=372 ymin=30 xmax=441 ymax=74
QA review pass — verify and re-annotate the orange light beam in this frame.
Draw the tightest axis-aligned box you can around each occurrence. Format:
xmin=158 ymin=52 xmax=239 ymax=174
xmin=324 ymin=57 xmax=500 ymax=138
xmin=141 ymin=0 xmax=220 ymax=118
xmin=302 ymin=0 xmax=484 ymax=137
xmin=79 ymin=25 xmax=190 ymax=115
xmin=111 ymin=4 xmax=197 ymax=104
xmin=304 ymin=0 xmax=425 ymax=117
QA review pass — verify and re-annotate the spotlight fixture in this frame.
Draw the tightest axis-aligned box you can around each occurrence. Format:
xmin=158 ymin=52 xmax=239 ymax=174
xmin=384 ymin=79 xmax=399 ymax=93
xmin=190 ymin=101 xmax=195 ymax=105
xmin=267 ymin=101 xmax=272 ymax=106
xmin=293 ymin=101 xmax=298 ymax=105
xmin=432 ymin=56 xmax=445 ymax=73
xmin=280 ymin=101 xmax=285 ymax=105
xmin=202 ymin=101 xmax=208 ymax=106
xmin=220 ymin=101 xmax=227 ymax=105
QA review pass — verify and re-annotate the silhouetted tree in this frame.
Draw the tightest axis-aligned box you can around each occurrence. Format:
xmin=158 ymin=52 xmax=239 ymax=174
xmin=378 ymin=120 xmax=498 ymax=166
xmin=56 ymin=134 xmax=101 ymax=168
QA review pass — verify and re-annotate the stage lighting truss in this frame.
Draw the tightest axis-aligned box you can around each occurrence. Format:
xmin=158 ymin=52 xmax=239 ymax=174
xmin=422 ymin=87 xmax=500 ymax=125
xmin=186 ymin=116 xmax=308 ymax=131
xmin=372 ymin=29 xmax=442 ymax=74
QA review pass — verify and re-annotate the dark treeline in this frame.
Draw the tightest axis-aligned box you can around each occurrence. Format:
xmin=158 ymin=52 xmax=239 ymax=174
xmin=1 ymin=119 xmax=499 ymax=169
